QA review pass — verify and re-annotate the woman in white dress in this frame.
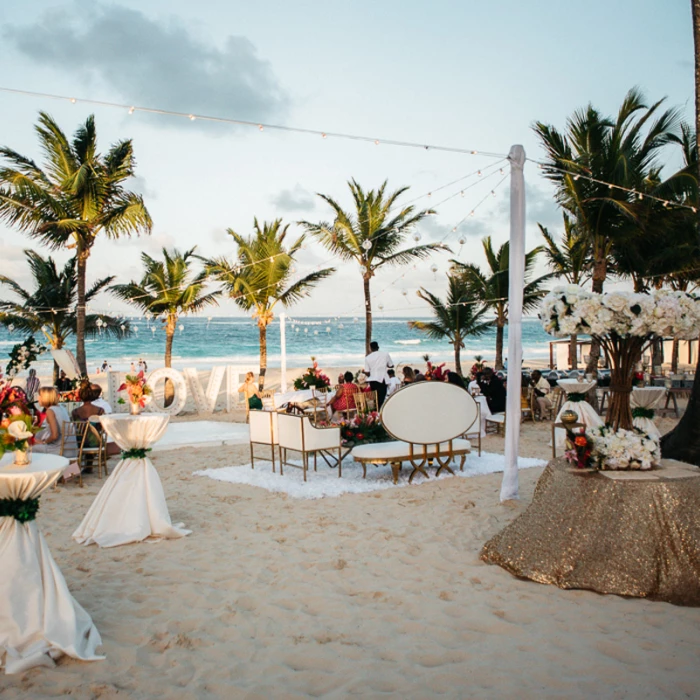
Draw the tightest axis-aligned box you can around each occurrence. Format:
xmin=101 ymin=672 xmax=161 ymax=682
xmin=34 ymin=387 xmax=75 ymax=456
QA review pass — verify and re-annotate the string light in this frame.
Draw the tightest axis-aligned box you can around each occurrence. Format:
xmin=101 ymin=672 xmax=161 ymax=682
xmin=128 ymin=106 xmax=135 ymax=115
xmin=189 ymin=114 xmax=196 ymax=121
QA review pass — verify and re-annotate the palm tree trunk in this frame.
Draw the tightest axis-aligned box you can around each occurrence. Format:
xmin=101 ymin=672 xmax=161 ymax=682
xmin=75 ymin=247 xmax=89 ymax=376
xmin=454 ymin=339 xmax=463 ymax=376
xmin=568 ymin=333 xmax=578 ymax=370
xmin=585 ymin=254 xmax=606 ymax=373
xmin=363 ymin=273 xmax=372 ymax=355
xmin=660 ymin=3 xmax=700 ymax=465
xmin=259 ymin=324 xmax=267 ymax=391
xmin=495 ymin=323 xmax=505 ymax=370
xmin=164 ymin=316 xmax=176 ymax=406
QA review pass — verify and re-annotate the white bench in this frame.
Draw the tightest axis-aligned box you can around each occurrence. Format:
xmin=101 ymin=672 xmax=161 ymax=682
xmin=351 ymin=381 xmax=478 ymax=483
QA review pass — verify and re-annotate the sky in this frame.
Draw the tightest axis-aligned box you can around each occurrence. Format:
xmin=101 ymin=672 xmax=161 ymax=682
xmin=0 ymin=0 xmax=694 ymax=320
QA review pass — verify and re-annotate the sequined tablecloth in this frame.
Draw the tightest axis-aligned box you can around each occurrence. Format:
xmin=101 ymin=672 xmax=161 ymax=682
xmin=480 ymin=458 xmax=700 ymax=606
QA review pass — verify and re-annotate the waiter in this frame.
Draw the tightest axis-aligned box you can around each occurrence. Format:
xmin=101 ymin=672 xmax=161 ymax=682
xmin=364 ymin=340 xmax=394 ymax=409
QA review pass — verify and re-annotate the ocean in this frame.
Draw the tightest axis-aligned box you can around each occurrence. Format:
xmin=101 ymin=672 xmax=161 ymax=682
xmin=0 ymin=316 xmax=554 ymax=375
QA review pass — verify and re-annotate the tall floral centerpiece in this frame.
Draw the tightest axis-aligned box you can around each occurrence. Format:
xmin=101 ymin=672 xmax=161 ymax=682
xmin=293 ymin=358 xmax=331 ymax=391
xmin=540 ymin=287 xmax=700 ymax=430
xmin=0 ymin=415 xmax=40 ymax=465
xmin=118 ymin=372 xmax=152 ymax=415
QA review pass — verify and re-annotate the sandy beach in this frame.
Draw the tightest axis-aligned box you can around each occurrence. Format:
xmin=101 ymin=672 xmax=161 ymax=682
xmin=1 ymin=400 xmax=698 ymax=699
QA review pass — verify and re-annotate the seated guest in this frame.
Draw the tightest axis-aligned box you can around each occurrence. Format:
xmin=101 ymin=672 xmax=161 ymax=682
xmin=530 ymin=369 xmax=552 ymax=420
xmin=386 ymin=368 xmax=401 ymax=396
xmin=356 ymin=371 xmax=371 ymax=393
xmin=56 ymin=370 xmax=72 ymax=393
xmin=72 ymin=382 xmax=105 ymax=423
xmin=414 ymin=371 xmax=426 ymax=382
xmin=330 ymin=371 xmax=359 ymax=420
xmin=401 ymin=366 xmax=415 ymax=385
xmin=477 ymin=367 xmax=506 ymax=413
xmin=91 ymin=383 xmax=113 ymax=414
xmin=239 ymin=371 xmax=263 ymax=410
xmin=34 ymin=387 xmax=75 ymax=456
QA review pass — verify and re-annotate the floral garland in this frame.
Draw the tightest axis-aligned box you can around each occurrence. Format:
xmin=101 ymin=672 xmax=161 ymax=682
xmin=0 ymin=497 xmax=40 ymax=522
xmin=293 ymin=357 xmax=331 ymax=391
xmin=5 ymin=336 xmax=46 ymax=379
xmin=540 ymin=286 xmax=700 ymax=340
xmin=0 ymin=382 xmax=29 ymax=415
xmin=338 ymin=411 xmax=388 ymax=444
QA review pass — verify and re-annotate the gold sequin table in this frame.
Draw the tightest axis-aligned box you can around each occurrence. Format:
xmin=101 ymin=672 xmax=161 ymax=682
xmin=481 ymin=458 xmax=700 ymax=606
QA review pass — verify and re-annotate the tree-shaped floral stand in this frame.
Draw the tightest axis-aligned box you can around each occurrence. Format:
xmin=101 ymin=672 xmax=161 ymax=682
xmin=539 ymin=287 xmax=700 ymax=431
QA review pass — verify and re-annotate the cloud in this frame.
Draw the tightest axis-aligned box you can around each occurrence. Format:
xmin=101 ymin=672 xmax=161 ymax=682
xmin=271 ymin=185 xmax=316 ymax=213
xmin=130 ymin=175 xmax=156 ymax=200
xmin=6 ymin=2 xmax=289 ymax=131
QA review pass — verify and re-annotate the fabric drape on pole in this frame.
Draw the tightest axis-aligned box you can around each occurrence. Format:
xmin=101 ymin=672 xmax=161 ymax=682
xmin=280 ymin=313 xmax=287 ymax=392
xmin=501 ymin=144 xmax=526 ymax=501
xmin=50 ymin=348 xmax=81 ymax=379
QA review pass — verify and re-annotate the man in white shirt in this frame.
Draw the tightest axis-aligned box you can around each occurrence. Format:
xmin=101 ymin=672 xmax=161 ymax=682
xmin=91 ymin=383 xmax=113 ymax=414
xmin=364 ymin=341 xmax=394 ymax=408
xmin=530 ymin=370 xmax=552 ymax=420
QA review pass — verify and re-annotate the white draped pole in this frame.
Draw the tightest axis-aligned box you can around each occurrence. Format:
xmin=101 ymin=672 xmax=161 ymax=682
xmin=280 ymin=312 xmax=287 ymax=392
xmin=501 ymin=144 xmax=526 ymax=502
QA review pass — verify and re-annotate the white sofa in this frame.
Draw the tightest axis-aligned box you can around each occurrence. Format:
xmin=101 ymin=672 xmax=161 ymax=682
xmin=351 ymin=382 xmax=478 ymax=483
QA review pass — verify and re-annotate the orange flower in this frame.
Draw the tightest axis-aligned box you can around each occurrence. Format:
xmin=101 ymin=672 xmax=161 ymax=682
xmin=574 ymin=436 xmax=587 ymax=447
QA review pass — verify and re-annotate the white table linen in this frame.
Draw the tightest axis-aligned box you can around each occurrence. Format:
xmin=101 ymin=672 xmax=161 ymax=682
xmin=73 ymin=414 xmax=190 ymax=548
xmin=0 ymin=454 xmax=103 ymax=674
xmin=554 ymin=379 xmax=602 ymax=446
xmin=465 ymin=395 xmax=491 ymax=437
xmin=631 ymin=387 xmax=666 ymax=439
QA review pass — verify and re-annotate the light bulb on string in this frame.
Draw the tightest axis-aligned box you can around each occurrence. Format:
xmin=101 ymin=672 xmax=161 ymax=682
xmin=469 ymin=211 xmax=475 ymax=217
xmin=491 ymin=190 xmax=496 ymax=197
xmin=70 ymin=98 xmax=76 ymax=104
xmin=362 ymin=240 xmax=372 ymax=251
xmin=460 ymin=190 xmax=464 ymax=197
xmin=321 ymin=133 xmax=327 ymax=139
xmin=8 ymin=324 xmax=14 ymax=332
xmin=326 ymin=326 xmax=331 ymax=333
xmin=313 ymin=330 xmax=318 ymax=335
xmin=413 ymin=232 xmax=421 ymax=242
xmin=458 ymin=236 xmax=466 ymax=245
xmin=189 ymin=114 xmax=196 ymax=121
xmin=430 ymin=263 xmax=438 ymax=278
xmin=258 ymin=124 xmax=264 ymax=131
xmin=477 ymin=170 xmax=482 ymax=177
xmin=179 ymin=324 xmax=185 ymax=332
xmin=128 ymin=106 xmax=135 ymax=115
xmin=378 ymin=302 xmax=384 ymax=311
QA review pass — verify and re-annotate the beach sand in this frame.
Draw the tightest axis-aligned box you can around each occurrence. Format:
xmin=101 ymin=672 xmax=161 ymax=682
xmin=1 ymin=400 xmax=698 ymax=699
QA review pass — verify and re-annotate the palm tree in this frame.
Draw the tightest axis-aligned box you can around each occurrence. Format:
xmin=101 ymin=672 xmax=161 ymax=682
xmin=0 ymin=250 xmax=129 ymax=382
xmin=538 ymin=215 xmax=590 ymax=369
xmin=534 ymin=88 xmax=680 ymax=370
xmin=452 ymin=236 xmax=550 ymax=370
xmin=204 ymin=219 xmax=335 ymax=390
xmin=0 ymin=112 xmax=152 ymax=375
xmin=110 ymin=247 xmax=220 ymax=384
xmin=301 ymin=179 xmax=449 ymax=353
xmin=408 ymin=273 xmax=493 ymax=376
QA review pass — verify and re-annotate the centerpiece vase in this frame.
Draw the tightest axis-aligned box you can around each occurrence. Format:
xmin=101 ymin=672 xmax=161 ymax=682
xmin=598 ymin=333 xmax=647 ymax=432
xmin=130 ymin=402 xmax=142 ymax=416
xmin=14 ymin=446 xmax=31 ymax=466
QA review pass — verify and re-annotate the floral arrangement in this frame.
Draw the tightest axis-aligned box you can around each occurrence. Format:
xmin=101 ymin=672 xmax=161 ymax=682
xmin=5 ymin=336 xmax=46 ymax=379
xmin=470 ymin=361 xmax=485 ymax=379
xmin=293 ymin=357 xmax=331 ymax=391
xmin=0 ymin=382 xmax=29 ymax=416
xmin=564 ymin=425 xmax=660 ymax=471
xmin=539 ymin=286 xmax=700 ymax=340
xmin=59 ymin=388 xmax=81 ymax=402
xmin=425 ymin=360 xmax=447 ymax=381
xmin=338 ymin=411 xmax=388 ymax=444
xmin=0 ymin=414 xmax=39 ymax=456
xmin=117 ymin=371 xmax=152 ymax=408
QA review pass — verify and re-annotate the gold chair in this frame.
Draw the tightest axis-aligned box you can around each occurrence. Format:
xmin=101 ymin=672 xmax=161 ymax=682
xmin=74 ymin=420 xmax=110 ymax=480
xmin=484 ymin=412 xmax=506 ymax=435
xmin=303 ymin=387 xmax=331 ymax=424
xmin=354 ymin=391 xmax=378 ymax=415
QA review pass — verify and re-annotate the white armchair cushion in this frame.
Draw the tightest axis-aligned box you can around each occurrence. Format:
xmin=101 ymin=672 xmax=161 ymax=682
xmin=304 ymin=421 xmax=340 ymax=451
xmin=277 ymin=413 xmax=304 ymax=451
xmin=352 ymin=438 xmax=471 ymax=463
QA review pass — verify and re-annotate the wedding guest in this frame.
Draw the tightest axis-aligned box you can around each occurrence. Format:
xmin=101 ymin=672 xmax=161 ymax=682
xmin=34 ymin=387 xmax=74 ymax=456
xmin=91 ymin=384 xmax=112 ymax=414
xmin=530 ymin=370 xmax=552 ymax=420
xmin=386 ymin=369 xmax=401 ymax=397
xmin=402 ymin=366 xmax=415 ymax=385
xmin=239 ymin=371 xmax=263 ymax=410
xmin=56 ymin=370 xmax=72 ymax=393
xmin=364 ymin=340 xmax=394 ymax=408
xmin=356 ymin=371 xmax=371 ymax=393
xmin=100 ymin=360 xmax=109 ymax=373
xmin=477 ymin=367 xmax=506 ymax=413
xmin=330 ymin=371 xmax=359 ymax=420
xmin=445 ymin=371 xmax=466 ymax=389
xmin=72 ymin=383 xmax=120 ymax=458
xmin=25 ymin=368 xmax=40 ymax=403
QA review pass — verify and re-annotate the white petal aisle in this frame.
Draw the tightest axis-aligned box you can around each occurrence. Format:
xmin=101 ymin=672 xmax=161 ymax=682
xmin=195 ymin=452 xmax=546 ymax=500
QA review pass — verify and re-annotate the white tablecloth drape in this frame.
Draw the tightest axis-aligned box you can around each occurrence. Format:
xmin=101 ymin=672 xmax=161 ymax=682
xmin=464 ymin=395 xmax=491 ymax=437
xmin=273 ymin=389 xmax=330 ymax=409
xmin=73 ymin=414 xmax=190 ymax=548
xmin=631 ymin=387 xmax=666 ymax=439
xmin=0 ymin=454 xmax=103 ymax=674
xmin=554 ymin=380 xmax=603 ymax=446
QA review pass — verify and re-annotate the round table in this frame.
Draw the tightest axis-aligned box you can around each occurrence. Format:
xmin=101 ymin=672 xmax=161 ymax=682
xmin=0 ymin=453 xmax=103 ymax=674
xmin=72 ymin=414 xmax=190 ymax=548
xmin=553 ymin=379 xmax=602 ymax=446
xmin=630 ymin=387 xmax=666 ymax=439
xmin=481 ymin=458 xmax=700 ymax=606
